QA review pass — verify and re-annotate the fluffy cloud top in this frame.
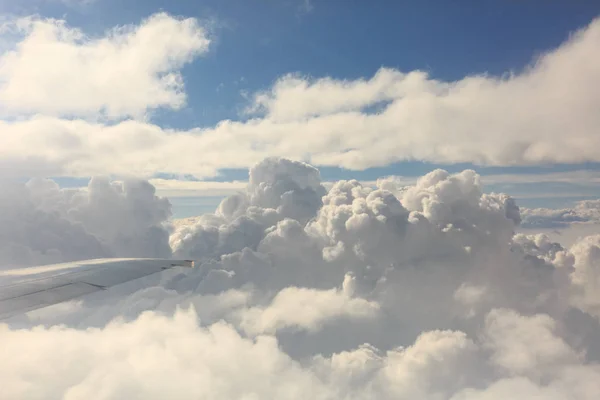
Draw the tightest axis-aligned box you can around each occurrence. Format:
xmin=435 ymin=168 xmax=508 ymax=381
xmin=0 ymin=13 xmax=210 ymax=119
xmin=2 ymin=158 xmax=600 ymax=399
xmin=1 ymin=17 xmax=600 ymax=177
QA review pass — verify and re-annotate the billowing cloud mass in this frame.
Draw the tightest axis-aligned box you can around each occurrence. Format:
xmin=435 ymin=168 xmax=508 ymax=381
xmin=2 ymin=158 xmax=600 ymax=399
xmin=0 ymin=13 xmax=210 ymax=119
xmin=2 ymin=17 xmax=600 ymax=177
xmin=0 ymin=177 xmax=172 ymax=268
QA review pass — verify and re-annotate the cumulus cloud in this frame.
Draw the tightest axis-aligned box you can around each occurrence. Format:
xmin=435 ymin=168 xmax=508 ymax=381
xmin=0 ymin=181 xmax=108 ymax=268
xmin=3 ymin=158 xmax=600 ymax=398
xmin=569 ymin=235 xmax=600 ymax=317
xmin=0 ymin=13 xmax=210 ymax=119
xmin=3 ymin=308 xmax=599 ymax=399
xmin=482 ymin=308 xmax=580 ymax=376
xmin=169 ymin=158 xmax=326 ymax=263
xmin=0 ymin=176 xmax=172 ymax=268
xmin=2 ymin=18 xmax=600 ymax=178
xmin=0 ymin=308 xmax=329 ymax=400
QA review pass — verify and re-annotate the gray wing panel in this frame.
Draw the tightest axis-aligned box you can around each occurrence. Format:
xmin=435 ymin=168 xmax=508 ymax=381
xmin=0 ymin=282 xmax=103 ymax=320
xmin=0 ymin=258 xmax=193 ymax=320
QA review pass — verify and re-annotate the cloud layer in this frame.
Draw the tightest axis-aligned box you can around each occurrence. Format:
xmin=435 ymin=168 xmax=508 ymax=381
xmin=521 ymin=200 xmax=600 ymax=229
xmin=2 ymin=158 xmax=600 ymax=399
xmin=1 ymin=16 xmax=600 ymax=178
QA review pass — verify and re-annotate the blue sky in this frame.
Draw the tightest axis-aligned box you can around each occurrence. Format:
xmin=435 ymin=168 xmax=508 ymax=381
xmin=2 ymin=0 xmax=600 ymax=217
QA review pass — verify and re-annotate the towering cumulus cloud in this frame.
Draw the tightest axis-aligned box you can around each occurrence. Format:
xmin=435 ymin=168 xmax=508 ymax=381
xmin=2 ymin=158 xmax=600 ymax=399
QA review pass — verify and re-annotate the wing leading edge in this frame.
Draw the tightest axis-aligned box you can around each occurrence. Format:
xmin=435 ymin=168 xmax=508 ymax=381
xmin=0 ymin=258 xmax=194 ymax=320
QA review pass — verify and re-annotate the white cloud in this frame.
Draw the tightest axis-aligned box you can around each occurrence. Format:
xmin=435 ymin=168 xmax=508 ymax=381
xmin=506 ymin=197 xmax=600 ymax=247
xmin=0 ymin=13 xmax=210 ymax=119
xmin=483 ymin=308 xmax=580 ymax=376
xmin=239 ymin=285 xmax=379 ymax=335
xmin=168 ymin=158 xmax=326 ymax=266
xmin=0 ymin=176 xmax=172 ymax=268
xmin=521 ymin=199 xmax=600 ymax=229
xmin=245 ymin=67 xmax=414 ymax=122
xmin=240 ymin=17 xmax=600 ymax=169
xmin=3 ymin=158 xmax=600 ymax=398
xmin=2 ymin=18 xmax=600 ymax=177
xmin=0 ymin=180 xmax=109 ymax=267
xmin=569 ymin=235 xmax=600 ymax=317
xmin=0 ymin=308 xmax=330 ymax=400
xmin=3 ymin=308 xmax=599 ymax=399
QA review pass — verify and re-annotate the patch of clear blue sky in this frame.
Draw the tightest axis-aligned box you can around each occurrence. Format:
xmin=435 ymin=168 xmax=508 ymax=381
xmin=7 ymin=0 xmax=600 ymax=215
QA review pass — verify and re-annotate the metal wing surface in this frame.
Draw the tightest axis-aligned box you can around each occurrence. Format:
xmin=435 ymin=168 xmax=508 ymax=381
xmin=0 ymin=258 xmax=193 ymax=320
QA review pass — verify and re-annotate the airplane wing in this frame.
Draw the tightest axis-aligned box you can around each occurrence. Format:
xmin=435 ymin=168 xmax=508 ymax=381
xmin=0 ymin=258 xmax=194 ymax=320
